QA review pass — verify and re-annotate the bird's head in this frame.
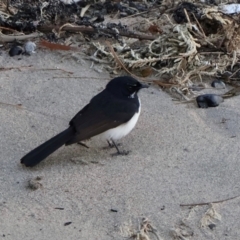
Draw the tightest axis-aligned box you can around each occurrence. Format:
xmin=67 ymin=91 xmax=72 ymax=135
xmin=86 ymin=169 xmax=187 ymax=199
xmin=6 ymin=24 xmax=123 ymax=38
xmin=106 ymin=76 xmax=149 ymax=98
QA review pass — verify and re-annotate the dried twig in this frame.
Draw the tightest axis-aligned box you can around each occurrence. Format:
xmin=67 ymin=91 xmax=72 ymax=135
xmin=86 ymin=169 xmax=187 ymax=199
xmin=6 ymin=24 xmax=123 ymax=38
xmin=121 ymin=6 xmax=162 ymax=19
xmin=0 ymin=102 xmax=22 ymax=109
xmin=0 ymin=32 xmax=43 ymax=42
xmin=184 ymin=8 xmax=192 ymax=25
xmin=39 ymin=39 xmax=79 ymax=51
xmin=199 ymin=52 xmax=225 ymax=55
xmin=222 ymin=86 xmax=240 ymax=98
xmin=105 ymin=42 xmax=176 ymax=87
xmin=105 ymin=41 xmax=144 ymax=81
xmin=0 ymin=26 xmax=18 ymax=32
xmin=35 ymin=68 xmax=73 ymax=74
xmin=153 ymin=80 xmax=176 ymax=87
xmin=192 ymin=13 xmax=206 ymax=38
xmin=0 ymin=65 xmax=73 ymax=74
xmin=180 ymin=194 xmax=240 ymax=207
xmin=0 ymin=65 xmax=32 ymax=71
xmin=80 ymin=4 xmax=91 ymax=17
xmin=180 ymin=65 xmax=210 ymax=85
xmin=38 ymin=25 xmax=155 ymax=40
xmin=53 ymin=76 xmax=107 ymax=80
xmin=229 ymin=65 xmax=240 ymax=78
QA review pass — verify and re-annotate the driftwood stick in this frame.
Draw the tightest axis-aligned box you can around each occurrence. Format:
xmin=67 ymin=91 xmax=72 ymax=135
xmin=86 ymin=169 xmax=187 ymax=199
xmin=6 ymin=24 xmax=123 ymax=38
xmin=37 ymin=25 xmax=156 ymax=40
xmin=180 ymin=194 xmax=240 ymax=207
xmin=0 ymin=32 xmax=43 ymax=43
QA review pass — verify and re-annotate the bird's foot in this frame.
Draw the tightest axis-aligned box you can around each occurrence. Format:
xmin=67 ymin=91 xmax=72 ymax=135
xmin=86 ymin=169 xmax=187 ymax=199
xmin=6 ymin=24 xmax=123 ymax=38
xmin=106 ymin=140 xmax=129 ymax=156
xmin=111 ymin=150 xmax=130 ymax=156
xmin=104 ymin=140 xmax=122 ymax=149
xmin=77 ymin=142 xmax=90 ymax=149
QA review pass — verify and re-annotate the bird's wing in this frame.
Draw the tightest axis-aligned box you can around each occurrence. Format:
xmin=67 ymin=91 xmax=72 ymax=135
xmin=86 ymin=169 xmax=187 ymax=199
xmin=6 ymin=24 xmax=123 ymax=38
xmin=66 ymin=90 xmax=139 ymax=145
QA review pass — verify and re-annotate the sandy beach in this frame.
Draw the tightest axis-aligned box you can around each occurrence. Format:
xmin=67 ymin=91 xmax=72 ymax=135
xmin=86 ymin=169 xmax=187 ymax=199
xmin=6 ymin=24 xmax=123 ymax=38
xmin=1 ymin=48 xmax=240 ymax=239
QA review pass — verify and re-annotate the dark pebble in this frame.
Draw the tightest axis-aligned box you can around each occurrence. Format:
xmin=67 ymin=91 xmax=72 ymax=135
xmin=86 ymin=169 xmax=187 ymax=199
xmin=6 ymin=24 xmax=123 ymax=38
xmin=64 ymin=222 xmax=72 ymax=226
xmin=110 ymin=209 xmax=118 ymax=212
xmin=208 ymin=223 xmax=216 ymax=230
xmin=221 ymin=71 xmax=232 ymax=78
xmin=196 ymin=94 xmax=223 ymax=108
xmin=173 ymin=2 xmax=200 ymax=23
xmin=211 ymin=80 xmax=225 ymax=89
xmin=9 ymin=46 xmax=23 ymax=57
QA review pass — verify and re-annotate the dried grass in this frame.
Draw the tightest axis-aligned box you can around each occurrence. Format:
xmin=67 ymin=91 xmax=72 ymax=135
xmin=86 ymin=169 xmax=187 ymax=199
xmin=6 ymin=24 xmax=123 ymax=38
xmin=92 ymin=2 xmax=240 ymax=99
xmin=120 ymin=218 xmax=162 ymax=240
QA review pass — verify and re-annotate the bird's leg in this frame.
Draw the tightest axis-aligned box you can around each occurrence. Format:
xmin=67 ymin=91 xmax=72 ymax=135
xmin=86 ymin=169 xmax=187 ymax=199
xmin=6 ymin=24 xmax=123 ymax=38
xmin=77 ymin=142 xmax=90 ymax=149
xmin=106 ymin=140 xmax=122 ymax=148
xmin=111 ymin=140 xmax=129 ymax=156
xmin=107 ymin=140 xmax=114 ymax=148
xmin=102 ymin=140 xmax=114 ymax=149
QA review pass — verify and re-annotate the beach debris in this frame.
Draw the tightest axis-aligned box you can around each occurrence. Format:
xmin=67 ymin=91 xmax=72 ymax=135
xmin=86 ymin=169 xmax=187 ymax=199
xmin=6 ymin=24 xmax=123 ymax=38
xmin=55 ymin=207 xmax=64 ymax=210
xmin=222 ymin=86 xmax=240 ymax=98
xmin=1 ymin=0 xmax=240 ymax=101
xmin=0 ymin=32 xmax=42 ymax=43
xmin=219 ymin=4 xmax=240 ymax=15
xmin=180 ymin=193 xmax=240 ymax=207
xmin=64 ymin=221 xmax=72 ymax=226
xmin=200 ymin=204 xmax=221 ymax=228
xmin=170 ymin=221 xmax=194 ymax=240
xmin=110 ymin=209 xmax=118 ymax=212
xmin=120 ymin=218 xmax=161 ymax=240
xmin=208 ymin=223 xmax=216 ymax=230
xmin=39 ymin=39 xmax=77 ymax=51
xmin=173 ymin=2 xmax=201 ymax=24
xmin=9 ymin=41 xmax=36 ymax=56
xmin=0 ymin=100 xmax=23 ymax=109
xmin=9 ymin=45 xmax=23 ymax=56
xmin=27 ymin=176 xmax=43 ymax=190
xmin=196 ymin=94 xmax=223 ymax=108
xmin=24 ymin=41 xmax=36 ymax=55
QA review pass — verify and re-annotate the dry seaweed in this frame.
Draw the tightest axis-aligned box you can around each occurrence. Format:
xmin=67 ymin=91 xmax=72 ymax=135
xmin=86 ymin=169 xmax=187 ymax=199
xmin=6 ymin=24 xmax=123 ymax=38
xmin=90 ymin=2 xmax=240 ymax=99
xmin=1 ymin=1 xmax=240 ymax=99
xmin=120 ymin=218 xmax=161 ymax=240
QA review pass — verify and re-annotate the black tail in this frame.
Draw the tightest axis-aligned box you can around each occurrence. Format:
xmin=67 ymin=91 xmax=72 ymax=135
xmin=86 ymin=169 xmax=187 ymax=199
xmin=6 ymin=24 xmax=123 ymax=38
xmin=20 ymin=127 xmax=75 ymax=167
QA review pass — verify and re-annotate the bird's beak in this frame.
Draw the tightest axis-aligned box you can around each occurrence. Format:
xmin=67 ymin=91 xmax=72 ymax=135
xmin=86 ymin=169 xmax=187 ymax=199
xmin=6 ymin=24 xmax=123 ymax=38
xmin=140 ymin=83 xmax=149 ymax=89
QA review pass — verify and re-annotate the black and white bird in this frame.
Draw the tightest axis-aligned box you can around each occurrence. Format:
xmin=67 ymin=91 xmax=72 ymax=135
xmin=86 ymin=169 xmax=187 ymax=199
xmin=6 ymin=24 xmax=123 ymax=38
xmin=20 ymin=76 xmax=148 ymax=167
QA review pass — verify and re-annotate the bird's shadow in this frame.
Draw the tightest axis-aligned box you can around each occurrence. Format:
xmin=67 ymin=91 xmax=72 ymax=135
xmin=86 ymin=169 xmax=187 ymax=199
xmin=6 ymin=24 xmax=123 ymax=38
xmin=18 ymin=141 xmax=119 ymax=170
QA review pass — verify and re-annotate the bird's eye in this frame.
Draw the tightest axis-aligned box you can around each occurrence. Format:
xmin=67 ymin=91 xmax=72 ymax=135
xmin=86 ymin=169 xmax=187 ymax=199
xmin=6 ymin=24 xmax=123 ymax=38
xmin=127 ymin=84 xmax=137 ymax=90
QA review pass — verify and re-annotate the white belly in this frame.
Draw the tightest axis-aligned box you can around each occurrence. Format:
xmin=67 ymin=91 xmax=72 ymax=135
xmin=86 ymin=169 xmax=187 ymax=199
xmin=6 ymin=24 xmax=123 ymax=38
xmin=100 ymin=102 xmax=141 ymax=141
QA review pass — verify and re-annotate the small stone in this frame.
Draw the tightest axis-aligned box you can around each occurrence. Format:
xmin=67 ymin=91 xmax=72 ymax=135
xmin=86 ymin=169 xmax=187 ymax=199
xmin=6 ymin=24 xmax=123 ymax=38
xmin=28 ymin=176 xmax=43 ymax=190
xmin=110 ymin=209 xmax=118 ymax=212
xmin=208 ymin=223 xmax=216 ymax=230
xmin=211 ymin=80 xmax=226 ymax=89
xmin=64 ymin=222 xmax=72 ymax=226
xmin=24 ymin=41 xmax=36 ymax=55
xmin=196 ymin=94 xmax=223 ymax=108
xmin=9 ymin=46 xmax=23 ymax=57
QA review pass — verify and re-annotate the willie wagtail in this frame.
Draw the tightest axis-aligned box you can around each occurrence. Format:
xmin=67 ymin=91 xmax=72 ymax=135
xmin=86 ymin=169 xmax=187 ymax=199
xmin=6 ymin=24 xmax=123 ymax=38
xmin=20 ymin=76 xmax=148 ymax=167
